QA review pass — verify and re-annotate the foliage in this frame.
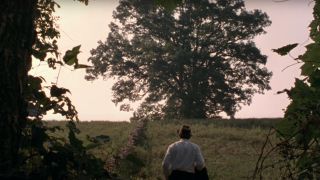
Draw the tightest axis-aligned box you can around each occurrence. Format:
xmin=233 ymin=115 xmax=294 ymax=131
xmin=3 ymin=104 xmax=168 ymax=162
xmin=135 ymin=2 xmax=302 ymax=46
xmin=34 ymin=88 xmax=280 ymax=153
xmin=29 ymin=0 xmax=80 ymax=119
xmin=46 ymin=120 xmax=136 ymax=175
xmin=27 ymin=76 xmax=78 ymax=120
xmin=155 ymin=0 xmax=183 ymax=11
xmin=44 ymin=120 xmax=149 ymax=179
xmin=86 ymin=0 xmax=272 ymax=120
xmin=255 ymin=1 xmax=320 ymax=179
xmin=272 ymin=43 xmax=298 ymax=56
xmin=28 ymin=0 xmax=110 ymax=178
xmin=16 ymin=120 xmax=109 ymax=179
xmin=1 ymin=0 xmax=110 ymax=178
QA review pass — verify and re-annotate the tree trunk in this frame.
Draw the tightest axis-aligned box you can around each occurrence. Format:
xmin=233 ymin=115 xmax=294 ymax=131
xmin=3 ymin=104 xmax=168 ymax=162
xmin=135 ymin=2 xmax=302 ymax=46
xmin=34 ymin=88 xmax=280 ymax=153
xmin=181 ymin=97 xmax=207 ymax=119
xmin=0 ymin=0 xmax=36 ymax=174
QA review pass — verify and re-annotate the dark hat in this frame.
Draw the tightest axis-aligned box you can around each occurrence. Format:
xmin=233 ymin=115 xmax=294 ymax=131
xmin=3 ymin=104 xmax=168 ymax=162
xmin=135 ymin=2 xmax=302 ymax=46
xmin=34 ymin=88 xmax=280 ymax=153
xmin=178 ymin=125 xmax=192 ymax=139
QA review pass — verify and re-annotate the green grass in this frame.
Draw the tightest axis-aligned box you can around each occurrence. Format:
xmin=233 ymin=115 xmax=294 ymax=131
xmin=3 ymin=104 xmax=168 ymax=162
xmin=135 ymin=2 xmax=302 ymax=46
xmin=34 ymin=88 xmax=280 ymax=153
xmin=45 ymin=120 xmax=134 ymax=162
xmin=145 ymin=119 xmax=281 ymax=180
xmin=45 ymin=119 xmax=281 ymax=179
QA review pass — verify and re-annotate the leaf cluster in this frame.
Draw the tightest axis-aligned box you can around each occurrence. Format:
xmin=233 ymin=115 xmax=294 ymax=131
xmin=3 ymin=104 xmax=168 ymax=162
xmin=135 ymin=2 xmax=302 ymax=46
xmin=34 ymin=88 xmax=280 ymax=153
xmin=30 ymin=0 xmax=90 ymax=121
xmin=257 ymin=1 xmax=320 ymax=179
xmin=11 ymin=120 xmax=110 ymax=179
xmin=5 ymin=0 xmax=110 ymax=178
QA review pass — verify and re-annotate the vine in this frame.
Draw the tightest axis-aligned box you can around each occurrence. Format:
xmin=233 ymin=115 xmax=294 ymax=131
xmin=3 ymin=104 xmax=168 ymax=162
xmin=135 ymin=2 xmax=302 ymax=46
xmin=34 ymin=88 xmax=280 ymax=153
xmin=1 ymin=0 xmax=109 ymax=178
xmin=254 ymin=1 xmax=320 ymax=179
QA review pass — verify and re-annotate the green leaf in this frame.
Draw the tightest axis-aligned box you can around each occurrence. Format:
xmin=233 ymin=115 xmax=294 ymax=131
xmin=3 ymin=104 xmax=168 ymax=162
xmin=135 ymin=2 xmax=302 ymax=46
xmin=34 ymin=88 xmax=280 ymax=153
xmin=32 ymin=49 xmax=47 ymax=61
xmin=74 ymin=0 xmax=89 ymax=5
xmin=301 ymin=43 xmax=320 ymax=65
xmin=34 ymin=91 xmax=46 ymax=100
xmin=155 ymin=0 xmax=182 ymax=11
xmin=309 ymin=69 xmax=320 ymax=87
xmin=74 ymin=64 xmax=92 ymax=69
xmin=66 ymin=121 xmax=80 ymax=134
xmin=50 ymin=85 xmax=70 ymax=97
xmin=309 ymin=20 xmax=320 ymax=42
xmin=276 ymin=119 xmax=297 ymax=138
xmin=89 ymin=135 xmax=110 ymax=144
xmin=294 ymin=79 xmax=309 ymax=91
xmin=63 ymin=45 xmax=81 ymax=66
xmin=300 ymin=62 xmax=314 ymax=76
xmin=66 ymin=121 xmax=83 ymax=151
xmin=28 ymin=75 xmax=45 ymax=90
xmin=272 ymin=43 xmax=298 ymax=56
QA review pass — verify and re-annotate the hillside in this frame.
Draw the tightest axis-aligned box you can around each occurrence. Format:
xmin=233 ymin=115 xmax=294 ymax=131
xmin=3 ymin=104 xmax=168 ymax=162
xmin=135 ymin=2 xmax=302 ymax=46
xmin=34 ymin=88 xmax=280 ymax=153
xmin=46 ymin=118 xmax=282 ymax=179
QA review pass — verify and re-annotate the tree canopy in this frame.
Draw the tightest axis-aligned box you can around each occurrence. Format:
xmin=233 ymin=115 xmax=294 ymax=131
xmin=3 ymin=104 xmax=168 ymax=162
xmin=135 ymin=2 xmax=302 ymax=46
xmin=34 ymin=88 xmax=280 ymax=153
xmin=87 ymin=0 xmax=272 ymax=119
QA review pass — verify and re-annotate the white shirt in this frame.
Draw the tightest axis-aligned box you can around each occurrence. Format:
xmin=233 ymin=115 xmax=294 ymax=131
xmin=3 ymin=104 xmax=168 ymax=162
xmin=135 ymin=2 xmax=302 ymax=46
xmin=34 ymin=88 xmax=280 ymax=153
xmin=162 ymin=139 xmax=205 ymax=177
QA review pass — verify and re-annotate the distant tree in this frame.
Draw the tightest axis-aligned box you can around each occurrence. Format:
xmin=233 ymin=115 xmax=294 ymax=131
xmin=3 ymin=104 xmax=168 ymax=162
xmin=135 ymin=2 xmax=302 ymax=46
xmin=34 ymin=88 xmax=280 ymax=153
xmin=87 ymin=0 xmax=272 ymax=119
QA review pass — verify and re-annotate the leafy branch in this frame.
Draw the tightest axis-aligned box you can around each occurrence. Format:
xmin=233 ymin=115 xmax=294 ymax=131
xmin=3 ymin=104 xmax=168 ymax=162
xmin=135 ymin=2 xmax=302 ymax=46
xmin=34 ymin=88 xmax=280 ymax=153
xmin=254 ymin=1 xmax=320 ymax=179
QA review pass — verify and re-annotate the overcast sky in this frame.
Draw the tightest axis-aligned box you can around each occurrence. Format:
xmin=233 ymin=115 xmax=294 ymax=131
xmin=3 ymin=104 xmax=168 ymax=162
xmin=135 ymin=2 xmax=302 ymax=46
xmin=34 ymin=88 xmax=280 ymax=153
xmin=30 ymin=0 xmax=314 ymax=121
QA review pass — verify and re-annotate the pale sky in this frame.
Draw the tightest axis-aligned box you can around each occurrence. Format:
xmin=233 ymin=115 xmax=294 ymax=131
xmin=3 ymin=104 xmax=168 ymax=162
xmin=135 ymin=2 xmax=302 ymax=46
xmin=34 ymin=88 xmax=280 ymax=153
xmin=30 ymin=0 xmax=314 ymax=121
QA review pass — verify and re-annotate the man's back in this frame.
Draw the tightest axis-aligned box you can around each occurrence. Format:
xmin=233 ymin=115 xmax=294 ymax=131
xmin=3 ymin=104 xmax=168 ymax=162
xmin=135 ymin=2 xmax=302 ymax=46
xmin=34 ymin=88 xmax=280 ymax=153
xmin=163 ymin=139 xmax=204 ymax=174
xmin=162 ymin=125 xmax=206 ymax=180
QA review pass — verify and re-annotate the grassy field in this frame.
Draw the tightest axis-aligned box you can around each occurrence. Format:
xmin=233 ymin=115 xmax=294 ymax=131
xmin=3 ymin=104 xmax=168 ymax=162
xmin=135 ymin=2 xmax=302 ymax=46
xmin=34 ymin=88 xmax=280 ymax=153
xmin=46 ymin=118 xmax=282 ymax=180
xmin=145 ymin=119 xmax=281 ymax=180
xmin=45 ymin=120 xmax=135 ymax=163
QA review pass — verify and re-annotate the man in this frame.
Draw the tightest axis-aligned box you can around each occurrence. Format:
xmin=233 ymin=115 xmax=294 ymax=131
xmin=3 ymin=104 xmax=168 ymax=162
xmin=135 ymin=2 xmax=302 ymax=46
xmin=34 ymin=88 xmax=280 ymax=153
xmin=162 ymin=125 xmax=207 ymax=180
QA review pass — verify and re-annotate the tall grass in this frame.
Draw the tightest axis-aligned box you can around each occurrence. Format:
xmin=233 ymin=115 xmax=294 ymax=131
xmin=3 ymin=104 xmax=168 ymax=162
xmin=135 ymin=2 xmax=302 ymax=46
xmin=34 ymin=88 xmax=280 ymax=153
xmin=145 ymin=119 xmax=281 ymax=179
xmin=45 ymin=119 xmax=282 ymax=179
xmin=45 ymin=120 xmax=134 ymax=163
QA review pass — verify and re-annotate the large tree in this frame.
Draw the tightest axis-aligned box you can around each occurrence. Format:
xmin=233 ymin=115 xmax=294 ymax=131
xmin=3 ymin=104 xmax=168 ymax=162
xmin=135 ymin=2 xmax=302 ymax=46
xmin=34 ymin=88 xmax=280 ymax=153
xmin=87 ymin=0 xmax=272 ymax=119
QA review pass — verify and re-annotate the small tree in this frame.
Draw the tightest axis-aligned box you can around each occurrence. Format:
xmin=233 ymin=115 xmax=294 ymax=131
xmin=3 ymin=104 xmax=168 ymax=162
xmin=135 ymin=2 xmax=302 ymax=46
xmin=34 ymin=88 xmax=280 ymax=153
xmin=87 ymin=0 xmax=272 ymax=119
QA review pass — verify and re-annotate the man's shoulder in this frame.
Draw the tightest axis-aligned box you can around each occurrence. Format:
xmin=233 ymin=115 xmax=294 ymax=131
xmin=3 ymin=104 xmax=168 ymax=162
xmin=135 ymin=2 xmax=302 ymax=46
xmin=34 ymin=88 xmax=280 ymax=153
xmin=190 ymin=141 xmax=201 ymax=149
xmin=169 ymin=140 xmax=182 ymax=147
xmin=170 ymin=140 xmax=200 ymax=147
xmin=168 ymin=140 xmax=185 ymax=148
